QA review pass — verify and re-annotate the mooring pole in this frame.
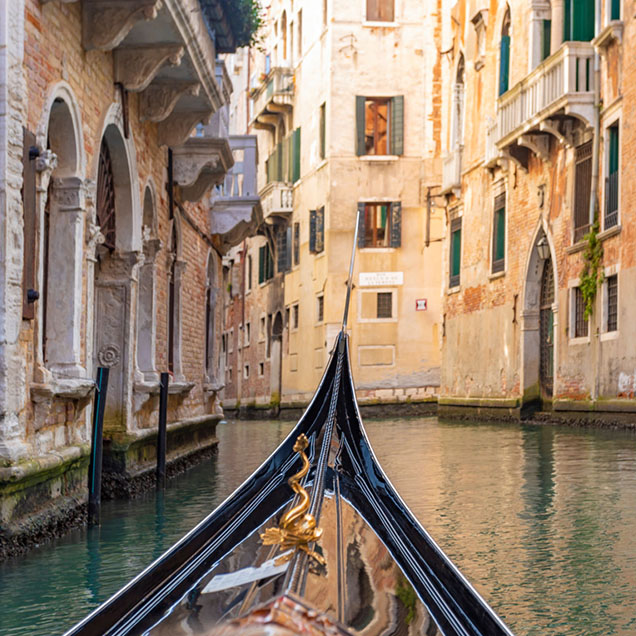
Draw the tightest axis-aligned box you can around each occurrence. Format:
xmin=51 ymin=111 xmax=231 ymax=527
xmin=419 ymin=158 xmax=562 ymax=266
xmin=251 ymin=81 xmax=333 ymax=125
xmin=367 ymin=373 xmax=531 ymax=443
xmin=88 ymin=366 xmax=109 ymax=526
xmin=156 ymin=372 xmax=170 ymax=490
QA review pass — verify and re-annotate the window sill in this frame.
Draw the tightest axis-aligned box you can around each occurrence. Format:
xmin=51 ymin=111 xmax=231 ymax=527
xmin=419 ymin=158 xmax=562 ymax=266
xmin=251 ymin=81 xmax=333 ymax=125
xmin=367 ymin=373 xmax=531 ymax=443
xmin=598 ymin=224 xmax=621 ymax=241
xmin=359 ymin=155 xmax=399 ymax=162
xmin=600 ymin=331 xmax=619 ymax=342
xmin=565 ymin=240 xmax=586 ymax=255
xmin=133 ymin=380 xmax=161 ymax=395
xmin=489 ymin=270 xmax=505 ymax=281
xmin=359 ymin=247 xmax=396 ymax=253
xmin=168 ymin=381 xmax=195 ymax=395
xmin=30 ymin=377 xmax=95 ymax=402
xmin=362 ymin=20 xmax=398 ymax=28
xmin=357 ymin=317 xmax=398 ymax=324
xmin=569 ymin=336 xmax=591 ymax=346
xmin=447 ymin=285 xmax=461 ymax=295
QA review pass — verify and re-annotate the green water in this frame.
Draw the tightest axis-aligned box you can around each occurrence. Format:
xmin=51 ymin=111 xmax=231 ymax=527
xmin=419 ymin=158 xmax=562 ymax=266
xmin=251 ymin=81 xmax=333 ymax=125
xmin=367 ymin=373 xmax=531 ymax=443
xmin=1 ymin=418 xmax=636 ymax=635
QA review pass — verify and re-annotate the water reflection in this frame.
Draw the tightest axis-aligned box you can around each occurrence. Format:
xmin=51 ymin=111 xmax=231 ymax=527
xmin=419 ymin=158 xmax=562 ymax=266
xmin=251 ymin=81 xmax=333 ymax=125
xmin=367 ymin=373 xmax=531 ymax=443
xmin=0 ymin=418 xmax=635 ymax=636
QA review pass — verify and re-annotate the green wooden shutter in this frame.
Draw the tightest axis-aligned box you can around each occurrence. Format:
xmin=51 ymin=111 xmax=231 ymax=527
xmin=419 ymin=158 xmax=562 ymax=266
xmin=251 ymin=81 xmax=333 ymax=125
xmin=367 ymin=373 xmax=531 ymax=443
xmin=267 ymin=244 xmax=274 ymax=280
xmin=609 ymin=125 xmax=619 ymax=175
xmin=286 ymin=226 xmax=293 ymax=269
xmin=276 ymin=228 xmax=286 ymax=273
xmin=611 ymin=0 xmax=620 ymax=20
xmin=390 ymin=201 xmax=401 ymax=247
xmin=319 ymin=103 xmax=326 ymax=159
xmin=355 ymin=96 xmax=366 ymax=156
xmin=495 ymin=208 xmax=505 ymax=261
xmin=276 ymin=142 xmax=283 ymax=181
xmin=22 ymin=128 xmax=37 ymax=320
xmin=564 ymin=0 xmax=571 ymax=40
xmin=286 ymin=135 xmax=293 ymax=182
xmin=292 ymin=128 xmax=301 ymax=182
xmin=573 ymin=0 xmax=594 ymax=41
xmin=450 ymin=218 xmax=461 ymax=286
xmin=542 ymin=20 xmax=551 ymax=61
xmin=390 ymin=96 xmax=404 ymax=156
xmin=259 ymin=245 xmax=265 ymax=284
xmin=309 ymin=210 xmax=316 ymax=253
xmin=357 ymin=202 xmax=366 ymax=248
xmin=499 ymin=36 xmax=510 ymax=95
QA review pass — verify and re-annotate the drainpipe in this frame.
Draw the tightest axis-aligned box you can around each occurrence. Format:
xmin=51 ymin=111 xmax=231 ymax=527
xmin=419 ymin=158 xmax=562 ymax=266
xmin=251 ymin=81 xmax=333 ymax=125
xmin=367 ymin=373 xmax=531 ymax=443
xmin=590 ymin=0 xmax=602 ymax=401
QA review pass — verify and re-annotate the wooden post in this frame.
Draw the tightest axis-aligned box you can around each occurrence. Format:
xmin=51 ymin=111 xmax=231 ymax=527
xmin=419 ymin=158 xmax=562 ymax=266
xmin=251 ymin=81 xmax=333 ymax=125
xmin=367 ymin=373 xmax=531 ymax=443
xmin=156 ymin=372 xmax=170 ymax=490
xmin=88 ymin=367 xmax=109 ymax=526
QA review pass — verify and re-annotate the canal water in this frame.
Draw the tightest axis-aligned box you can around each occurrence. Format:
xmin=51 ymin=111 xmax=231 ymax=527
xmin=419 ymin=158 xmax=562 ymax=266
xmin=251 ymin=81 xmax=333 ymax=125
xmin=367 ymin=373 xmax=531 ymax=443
xmin=1 ymin=417 xmax=636 ymax=636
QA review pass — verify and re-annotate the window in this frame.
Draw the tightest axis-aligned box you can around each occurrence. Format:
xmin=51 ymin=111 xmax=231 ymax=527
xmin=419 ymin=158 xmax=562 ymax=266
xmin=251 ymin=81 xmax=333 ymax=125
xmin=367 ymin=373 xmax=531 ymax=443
xmin=606 ymin=275 xmax=618 ymax=332
xmin=266 ymin=314 xmax=272 ymax=358
xmin=292 ymin=127 xmax=301 ymax=182
xmin=316 ymin=295 xmax=324 ymax=322
xmin=297 ymin=10 xmax=302 ymax=57
xmin=277 ymin=226 xmax=292 ymax=273
xmin=492 ymin=193 xmax=506 ymax=273
xmin=285 ymin=307 xmax=290 ymax=330
xmin=355 ymin=96 xmax=403 ymax=156
xmin=319 ymin=103 xmax=326 ymax=160
xmin=564 ymin=0 xmax=595 ymax=42
xmin=258 ymin=243 xmax=275 ymax=283
xmin=376 ymin=292 xmax=393 ymax=318
xmin=323 ymin=0 xmax=327 ymax=26
xmin=259 ymin=362 xmax=265 ymax=377
xmin=247 ymin=255 xmax=252 ymax=291
xmin=228 ymin=328 xmax=234 ymax=353
xmin=573 ymin=140 xmax=592 ymax=242
xmin=451 ymin=56 xmax=465 ymax=149
xmin=541 ymin=19 xmax=552 ymax=61
xmin=293 ymin=222 xmax=300 ymax=265
xmin=366 ymin=0 xmax=394 ymax=22
xmin=499 ymin=9 xmax=511 ymax=96
xmin=266 ymin=128 xmax=301 ymax=184
xmin=292 ymin=303 xmax=299 ymax=329
xmin=358 ymin=202 xmax=401 ymax=248
xmin=450 ymin=217 xmax=462 ymax=288
xmin=610 ymin=0 xmax=620 ymax=20
xmin=259 ymin=315 xmax=266 ymax=341
xmin=244 ymin=364 xmax=250 ymax=379
xmin=309 ymin=207 xmax=325 ymax=253
xmin=245 ymin=322 xmax=251 ymax=346
xmin=573 ymin=287 xmax=588 ymax=338
xmin=605 ymin=123 xmax=619 ymax=229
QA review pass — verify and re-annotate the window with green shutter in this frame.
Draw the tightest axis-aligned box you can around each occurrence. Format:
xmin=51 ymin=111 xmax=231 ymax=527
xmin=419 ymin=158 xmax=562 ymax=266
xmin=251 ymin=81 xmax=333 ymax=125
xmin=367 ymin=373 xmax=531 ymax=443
xmin=357 ymin=202 xmax=401 ymax=248
xmin=605 ymin=123 xmax=619 ymax=229
xmin=259 ymin=244 xmax=275 ymax=283
xmin=316 ymin=206 xmax=324 ymax=253
xmin=564 ymin=0 xmax=595 ymax=41
xmin=319 ymin=103 xmax=326 ymax=160
xmin=611 ymin=0 xmax=620 ymax=20
xmin=309 ymin=210 xmax=317 ymax=253
xmin=499 ymin=10 xmax=511 ymax=96
xmin=541 ymin=20 xmax=551 ymax=61
xmin=292 ymin=127 xmax=301 ymax=182
xmin=450 ymin=217 xmax=462 ymax=287
xmin=492 ymin=193 xmax=506 ymax=273
xmin=355 ymin=96 xmax=403 ymax=156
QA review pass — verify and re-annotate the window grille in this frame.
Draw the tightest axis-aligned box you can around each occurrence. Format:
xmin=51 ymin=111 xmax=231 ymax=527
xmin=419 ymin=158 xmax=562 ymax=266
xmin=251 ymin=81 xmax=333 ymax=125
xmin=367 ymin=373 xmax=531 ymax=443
xmin=607 ymin=275 xmax=618 ymax=332
xmin=605 ymin=124 xmax=619 ymax=229
xmin=317 ymin=296 xmax=324 ymax=322
xmin=377 ymin=292 xmax=392 ymax=318
xmin=97 ymin=141 xmax=117 ymax=251
xmin=574 ymin=287 xmax=588 ymax=338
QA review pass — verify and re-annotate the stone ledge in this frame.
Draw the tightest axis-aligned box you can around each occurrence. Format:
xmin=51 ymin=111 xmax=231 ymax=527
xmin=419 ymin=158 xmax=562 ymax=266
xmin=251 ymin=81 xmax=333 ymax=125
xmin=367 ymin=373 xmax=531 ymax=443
xmin=438 ymin=396 xmax=521 ymax=408
xmin=30 ymin=378 xmax=95 ymax=401
xmin=554 ymin=398 xmax=636 ymax=413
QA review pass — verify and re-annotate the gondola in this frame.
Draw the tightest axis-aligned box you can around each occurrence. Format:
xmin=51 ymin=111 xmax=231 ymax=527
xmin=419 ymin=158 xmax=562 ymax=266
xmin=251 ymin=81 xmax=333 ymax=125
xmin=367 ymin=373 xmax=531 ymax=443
xmin=65 ymin=216 xmax=514 ymax=636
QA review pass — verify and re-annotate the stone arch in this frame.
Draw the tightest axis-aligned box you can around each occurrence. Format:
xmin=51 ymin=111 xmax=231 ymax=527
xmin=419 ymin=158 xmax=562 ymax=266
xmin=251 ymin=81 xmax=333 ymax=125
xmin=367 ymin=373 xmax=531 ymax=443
xmin=521 ymin=222 xmax=558 ymax=406
xmin=136 ymin=183 xmax=161 ymax=382
xmin=92 ymin=114 xmax=142 ymax=433
xmin=270 ymin=310 xmax=284 ymax=404
xmin=37 ymin=88 xmax=87 ymax=380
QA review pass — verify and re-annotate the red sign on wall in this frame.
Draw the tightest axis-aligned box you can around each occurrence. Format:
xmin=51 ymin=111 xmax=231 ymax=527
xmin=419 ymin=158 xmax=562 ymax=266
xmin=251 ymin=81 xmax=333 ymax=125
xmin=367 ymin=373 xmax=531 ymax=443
xmin=415 ymin=299 xmax=427 ymax=311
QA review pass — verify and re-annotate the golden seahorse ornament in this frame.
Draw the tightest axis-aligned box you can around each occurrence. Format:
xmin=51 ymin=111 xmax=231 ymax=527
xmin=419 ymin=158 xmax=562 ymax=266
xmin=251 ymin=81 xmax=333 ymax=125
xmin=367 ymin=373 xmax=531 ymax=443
xmin=260 ymin=434 xmax=325 ymax=566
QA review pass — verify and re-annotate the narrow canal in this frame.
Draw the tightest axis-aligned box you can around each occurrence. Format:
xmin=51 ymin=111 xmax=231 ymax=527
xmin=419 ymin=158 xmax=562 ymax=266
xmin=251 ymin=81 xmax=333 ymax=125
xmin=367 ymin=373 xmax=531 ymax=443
xmin=1 ymin=417 xmax=636 ymax=636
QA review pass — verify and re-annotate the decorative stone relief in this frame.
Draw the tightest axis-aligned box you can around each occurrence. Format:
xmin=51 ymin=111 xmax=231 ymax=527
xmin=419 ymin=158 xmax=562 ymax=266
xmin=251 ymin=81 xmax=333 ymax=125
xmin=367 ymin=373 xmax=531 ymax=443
xmin=139 ymin=81 xmax=200 ymax=122
xmin=114 ymin=45 xmax=185 ymax=92
xmin=97 ymin=344 xmax=122 ymax=368
xmin=51 ymin=177 xmax=85 ymax=210
xmin=157 ymin=110 xmax=213 ymax=147
xmin=35 ymin=150 xmax=58 ymax=174
xmin=82 ymin=0 xmax=161 ymax=51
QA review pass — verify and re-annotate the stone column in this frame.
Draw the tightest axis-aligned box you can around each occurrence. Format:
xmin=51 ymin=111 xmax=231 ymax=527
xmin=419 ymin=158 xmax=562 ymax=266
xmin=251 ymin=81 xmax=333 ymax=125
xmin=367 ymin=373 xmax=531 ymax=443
xmin=551 ymin=0 xmax=564 ymax=54
xmin=136 ymin=237 xmax=161 ymax=382
xmin=46 ymin=177 xmax=87 ymax=378
xmin=0 ymin=0 xmax=29 ymax=462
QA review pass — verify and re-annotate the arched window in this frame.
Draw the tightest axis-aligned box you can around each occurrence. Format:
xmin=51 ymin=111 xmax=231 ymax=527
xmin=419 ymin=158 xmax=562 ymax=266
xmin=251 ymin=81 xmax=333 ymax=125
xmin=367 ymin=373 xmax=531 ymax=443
xmin=451 ymin=55 xmax=465 ymax=149
xmin=281 ymin=11 xmax=287 ymax=62
xmin=96 ymin=140 xmax=117 ymax=251
xmin=499 ymin=8 xmax=511 ymax=96
xmin=205 ymin=253 xmax=217 ymax=380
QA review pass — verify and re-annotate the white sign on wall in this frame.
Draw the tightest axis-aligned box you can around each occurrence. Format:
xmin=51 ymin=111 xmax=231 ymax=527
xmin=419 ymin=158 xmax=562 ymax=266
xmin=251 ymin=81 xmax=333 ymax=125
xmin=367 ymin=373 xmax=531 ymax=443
xmin=359 ymin=271 xmax=404 ymax=287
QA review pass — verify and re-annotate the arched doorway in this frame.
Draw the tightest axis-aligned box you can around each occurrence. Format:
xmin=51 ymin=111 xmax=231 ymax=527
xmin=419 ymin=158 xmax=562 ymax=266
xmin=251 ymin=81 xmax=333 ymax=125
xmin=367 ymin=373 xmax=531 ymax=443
xmin=93 ymin=123 xmax=138 ymax=432
xmin=270 ymin=311 xmax=284 ymax=405
xmin=539 ymin=257 xmax=554 ymax=398
xmin=522 ymin=229 xmax=557 ymax=411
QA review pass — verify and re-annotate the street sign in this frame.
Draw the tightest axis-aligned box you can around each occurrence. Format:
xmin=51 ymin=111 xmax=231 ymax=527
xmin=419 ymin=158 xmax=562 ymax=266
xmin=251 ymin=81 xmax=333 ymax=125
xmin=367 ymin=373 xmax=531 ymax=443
xmin=415 ymin=298 xmax=427 ymax=311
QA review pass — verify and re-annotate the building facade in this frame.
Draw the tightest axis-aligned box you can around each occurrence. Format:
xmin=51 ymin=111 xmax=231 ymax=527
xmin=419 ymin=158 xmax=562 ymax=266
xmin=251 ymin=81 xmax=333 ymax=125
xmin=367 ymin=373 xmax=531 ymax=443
xmin=222 ymin=0 xmax=445 ymax=413
xmin=439 ymin=0 xmax=634 ymax=420
xmin=0 ymin=0 xmax=260 ymax=548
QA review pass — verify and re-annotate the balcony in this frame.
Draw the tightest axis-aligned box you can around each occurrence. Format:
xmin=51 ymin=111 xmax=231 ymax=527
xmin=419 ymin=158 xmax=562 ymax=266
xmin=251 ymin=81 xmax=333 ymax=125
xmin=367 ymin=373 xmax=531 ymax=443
xmin=210 ymin=135 xmax=263 ymax=254
xmin=250 ymin=67 xmax=294 ymax=130
xmin=259 ymin=182 xmax=293 ymax=220
xmin=441 ymin=147 xmax=462 ymax=195
xmin=496 ymin=42 xmax=595 ymax=168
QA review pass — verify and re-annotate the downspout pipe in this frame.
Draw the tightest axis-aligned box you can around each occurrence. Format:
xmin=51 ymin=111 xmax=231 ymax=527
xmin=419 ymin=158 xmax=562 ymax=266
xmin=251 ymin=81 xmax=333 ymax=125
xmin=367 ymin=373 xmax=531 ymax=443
xmin=590 ymin=0 xmax=602 ymax=401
